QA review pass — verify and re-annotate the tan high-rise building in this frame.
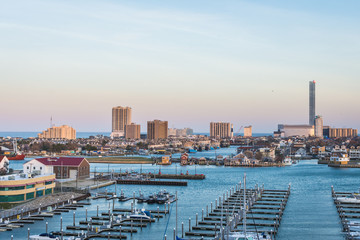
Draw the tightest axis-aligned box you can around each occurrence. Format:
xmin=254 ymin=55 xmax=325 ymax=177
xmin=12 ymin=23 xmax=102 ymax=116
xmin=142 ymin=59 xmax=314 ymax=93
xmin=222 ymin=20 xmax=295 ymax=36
xmin=244 ymin=126 xmax=252 ymax=137
xmin=38 ymin=125 xmax=76 ymax=139
xmin=210 ymin=122 xmax=233 ymax=139
xmin=111 ymin=106 xmax=132 ymax=137
xmin=314 ymin=116 xmax=323 ymax=138
xmin=328 ymin=128 xmax=358 ymax=138
xmin=147 ymin=120 xmax=168 ymax=140
xmin=125 ymin=123 xmax=141 ymax=139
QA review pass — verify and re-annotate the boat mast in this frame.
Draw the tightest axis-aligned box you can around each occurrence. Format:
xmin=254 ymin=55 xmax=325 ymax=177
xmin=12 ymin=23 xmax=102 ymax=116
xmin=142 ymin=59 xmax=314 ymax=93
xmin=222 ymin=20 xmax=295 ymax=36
xmin=244 ymin=173 xmax=247 ymax=237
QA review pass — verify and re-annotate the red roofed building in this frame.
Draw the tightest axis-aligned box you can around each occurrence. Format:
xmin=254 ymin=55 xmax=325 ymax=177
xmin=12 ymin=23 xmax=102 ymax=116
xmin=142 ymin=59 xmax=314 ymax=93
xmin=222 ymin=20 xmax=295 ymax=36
xmin=23 ymin=157 xmax=90 ymax=179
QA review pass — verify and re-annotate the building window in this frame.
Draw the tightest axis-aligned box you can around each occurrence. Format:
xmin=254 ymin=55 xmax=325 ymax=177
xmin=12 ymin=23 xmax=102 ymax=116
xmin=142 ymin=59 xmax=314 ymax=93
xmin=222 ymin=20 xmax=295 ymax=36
xmin=33 ymin=167 xmax=36 ymax=169
xmin=27 ymin=166 xmax=29 ymax=169
xmin=40 ymin=167 xmax=42 ymax=170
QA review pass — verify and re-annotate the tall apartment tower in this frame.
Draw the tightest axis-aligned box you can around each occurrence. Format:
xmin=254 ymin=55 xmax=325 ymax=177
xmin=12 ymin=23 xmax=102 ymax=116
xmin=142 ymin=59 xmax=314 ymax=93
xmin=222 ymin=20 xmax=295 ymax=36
xmin=111 ymin=106 xmax=132 ymax=138
xmin=210 ymin=122 xmax=233 ymax=139
xmin=125 ymin=123 xmax=141 ymax=139
xmin=147 ymin=120 xmax=168 ymax=140
xmin=314 ymin=116 xmax=323 ymax=138
xmin=309 ymin=80 xmax=316 ymax=126
xmin=244 ymin=126 xmax=252 ymax=137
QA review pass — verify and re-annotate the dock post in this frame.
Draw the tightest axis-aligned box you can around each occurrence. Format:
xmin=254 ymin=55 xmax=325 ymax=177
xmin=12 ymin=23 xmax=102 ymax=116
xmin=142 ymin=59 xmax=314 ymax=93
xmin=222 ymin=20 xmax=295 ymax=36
xmin=149 ymin=211 xmax=152 ymax=225
xmin=85 ymin=208 xmax=88 ymax=222
xmin=133 ymin=191 xmax=135 ymax=206
xmin=215 ymin=200 xmax=217 ymax=208
xmin=215 ymin=223 xmax=217 ymax=236
xmin=182 ymin=222 xmax=184 ymax=238
xmin=108 ymin=208 xmax=111 ymax=218
xmin=196 ymin=213 xmax=198 ymax=226
xmin=202 ymin=209 xmax=204 ymax=221
xmin=119 ymin=225 xmax=122 ymax=237
xmin=97 ymin=205 xmax=99 ymax=217
xmin=27 ymin=228 xmax=30 ymax=240
xmin=164 ymin=235 xmax=167 ymax=240
xmin=73 ymin=212 xmax=75 ymax=226
xmin=46 ymin=222 xmax=48 ymax=233
xmin=164 ymin=203 xmax=167 ymax=215
xmin=61 ymin=229 xmax=63 ymax=240
xmin=206 ymin=205 xmax=208 ymax=216
xmin=11 ymin=235 xmax=13 ymax=240
xmin=211 ymin=202 xmax=213 ymax=212
xmin=131 ymin=220 xmax=133 ymax=236
xmin=173 ymin=228 xmax=176 ymax=240
xmin=189 ymin=218 xmax=191 ymax=231
xmin=140 ymin=216 xmax=143 ymax=230
xmin=157 ymin=207 xmax=160 ymax=221
xmin=60 ymin=217 xmax=62 ymax=231
xmin=112 ymin=198 xmax=115 ymax=210
xmin=131 ymin=202 xmax=133 ymax=213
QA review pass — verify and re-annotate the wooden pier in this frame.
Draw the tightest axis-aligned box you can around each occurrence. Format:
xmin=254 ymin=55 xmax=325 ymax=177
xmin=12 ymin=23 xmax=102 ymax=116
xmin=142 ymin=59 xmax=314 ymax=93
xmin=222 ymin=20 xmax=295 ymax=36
xmin=116 ymin=179 xmax=187 ymax=186
xmin=183 ymin=183 xmax=290 ymax=239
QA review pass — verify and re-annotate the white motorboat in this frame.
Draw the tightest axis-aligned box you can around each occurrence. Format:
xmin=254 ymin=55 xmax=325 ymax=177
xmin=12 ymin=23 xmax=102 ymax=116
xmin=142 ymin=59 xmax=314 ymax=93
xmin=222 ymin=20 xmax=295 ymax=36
xmin=30 ymin=233 xmax=84 ymax=240
xmin=336 ymin=194 xmax=360 ymax=203
xmin=283 ymin=157 xmax=292 ymax=166
xmin=29 ymin=233 xmax=59 ymax=240
xmin=127 ymin=208 xmax=153 ymax=220
xmin=224 ymin=231 xmax=272 ymax=240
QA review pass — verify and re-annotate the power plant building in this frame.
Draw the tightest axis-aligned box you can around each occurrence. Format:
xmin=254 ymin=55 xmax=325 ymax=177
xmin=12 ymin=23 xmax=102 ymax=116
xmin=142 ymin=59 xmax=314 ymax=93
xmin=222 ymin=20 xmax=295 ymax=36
xmin=277 ymin=124 xmax=314 ymax=138
xmin=309 ymin=80 xmax=316 ymax=126
xmin=38 ymin=125 xmax=76 ymax=139
xmin=210 ymin=122 xmax=233 ymax=139
xmin=111 ymin=106 xmax=132 ymax=138
xmin=147 ymin=120 xmax=168 ymax=140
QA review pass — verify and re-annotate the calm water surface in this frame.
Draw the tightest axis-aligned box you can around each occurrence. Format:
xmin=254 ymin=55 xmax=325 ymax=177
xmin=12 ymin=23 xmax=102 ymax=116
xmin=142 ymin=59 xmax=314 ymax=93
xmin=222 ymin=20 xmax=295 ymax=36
xmin=3 ymin=147 xmax=356 ymax=239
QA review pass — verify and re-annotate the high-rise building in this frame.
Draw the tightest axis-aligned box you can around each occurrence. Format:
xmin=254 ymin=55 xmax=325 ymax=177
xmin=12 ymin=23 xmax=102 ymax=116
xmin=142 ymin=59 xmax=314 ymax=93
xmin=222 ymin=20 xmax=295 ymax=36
xmin=147 ymin=120 xmax=168 ymax=140
xmin=244 ymin=126 xmax=252 ymax=137
xmin=314 ymin=116 xmax=323 ymax=138
xmin=38 ymin=125 xmax=76 ymax=139
xmin=328 ymin=128 xmax=358 ymax=138
xmin=111 ymin=106 xmax=132 ymax=138
xmin=210 ymin=122 xmax=233 ymax=139
xmin=309 ymin=80 xmax=316 ymax=126
xmin=125 ymin=123 xmax=141 ymax=139
xmin=168 ymin=128 xmax=193 ymax=137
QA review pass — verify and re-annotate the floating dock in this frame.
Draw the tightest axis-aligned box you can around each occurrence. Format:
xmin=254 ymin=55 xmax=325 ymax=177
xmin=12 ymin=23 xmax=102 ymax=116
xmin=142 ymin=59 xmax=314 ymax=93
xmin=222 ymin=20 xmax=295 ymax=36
xmin=332 ymin=186 xmax=360 ymax=240
xmin=183 ymin=183 xmax=290 ymax=239
xmin=116 ymin=179 xmax=187 ymax=186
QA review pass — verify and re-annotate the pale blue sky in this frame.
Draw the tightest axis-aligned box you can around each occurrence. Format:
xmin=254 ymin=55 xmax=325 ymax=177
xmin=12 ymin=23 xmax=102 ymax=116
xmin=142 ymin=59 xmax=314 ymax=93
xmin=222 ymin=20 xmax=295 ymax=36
xmin=1 ymin=0 xmax=359 ymax=132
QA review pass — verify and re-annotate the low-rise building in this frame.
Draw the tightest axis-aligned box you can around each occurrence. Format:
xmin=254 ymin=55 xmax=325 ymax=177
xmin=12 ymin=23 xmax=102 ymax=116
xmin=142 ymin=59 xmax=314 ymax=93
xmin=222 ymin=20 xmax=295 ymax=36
xmin=23 ymin=157 xmax=90 ymax=179
xmin=0 ymin=156 xmax=9 ymax=175
xmin=0 ymin=173 xmax=55 ymax=203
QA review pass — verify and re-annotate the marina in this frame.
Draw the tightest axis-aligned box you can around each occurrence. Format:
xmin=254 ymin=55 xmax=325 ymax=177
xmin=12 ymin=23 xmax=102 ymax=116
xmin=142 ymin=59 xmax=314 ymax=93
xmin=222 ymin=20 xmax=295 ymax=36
xmin=0 ymin=155 xmax=358 ymax=240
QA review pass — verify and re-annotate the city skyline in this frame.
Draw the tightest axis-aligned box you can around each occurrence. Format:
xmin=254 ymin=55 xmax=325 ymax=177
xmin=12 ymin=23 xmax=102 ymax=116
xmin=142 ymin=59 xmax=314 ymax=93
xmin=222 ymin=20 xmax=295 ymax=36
xmin=1 ymin=0 xmax=360 ymax=132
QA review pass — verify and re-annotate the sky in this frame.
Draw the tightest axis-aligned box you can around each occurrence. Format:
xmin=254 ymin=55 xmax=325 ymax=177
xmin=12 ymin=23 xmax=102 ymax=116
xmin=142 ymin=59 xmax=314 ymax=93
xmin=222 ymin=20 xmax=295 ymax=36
xmin=0 ymin=0 xmax=359 ymax=133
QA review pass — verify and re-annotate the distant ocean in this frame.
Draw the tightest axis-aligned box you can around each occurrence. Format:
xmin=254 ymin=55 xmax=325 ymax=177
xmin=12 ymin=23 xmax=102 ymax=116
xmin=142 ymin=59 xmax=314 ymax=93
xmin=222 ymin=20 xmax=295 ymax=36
xmin=0 ymin=132 xmax=273 ymax=138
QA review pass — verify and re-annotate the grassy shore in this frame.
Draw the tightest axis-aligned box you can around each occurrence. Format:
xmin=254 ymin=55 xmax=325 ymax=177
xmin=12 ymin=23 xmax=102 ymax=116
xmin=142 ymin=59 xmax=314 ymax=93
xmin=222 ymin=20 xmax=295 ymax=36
xmin=87 ymin=156 xmax=153 ymax=164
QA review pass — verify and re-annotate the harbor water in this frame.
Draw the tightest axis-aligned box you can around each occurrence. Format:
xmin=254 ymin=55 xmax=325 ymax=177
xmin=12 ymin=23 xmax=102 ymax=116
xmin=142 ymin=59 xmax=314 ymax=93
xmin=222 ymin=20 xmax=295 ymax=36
xmin=3 ymin=146 xmax=356 ymax=239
